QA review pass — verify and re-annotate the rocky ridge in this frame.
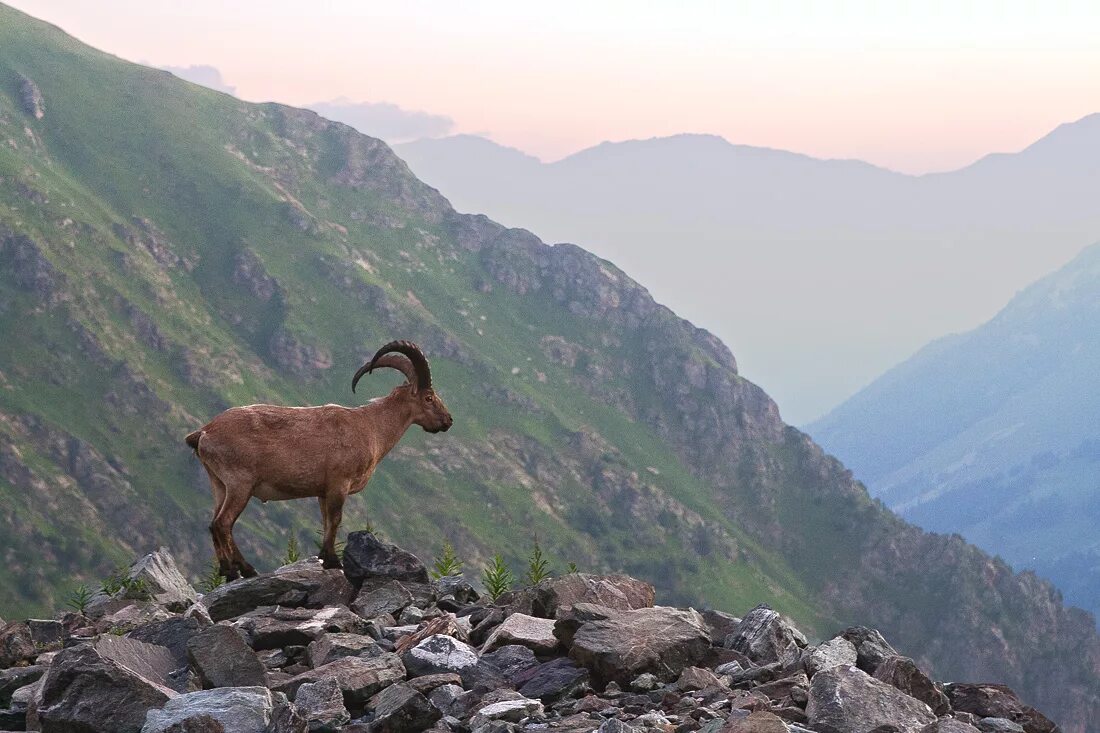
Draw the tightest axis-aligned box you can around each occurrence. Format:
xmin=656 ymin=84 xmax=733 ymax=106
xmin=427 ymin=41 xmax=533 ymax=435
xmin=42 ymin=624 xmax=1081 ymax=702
xmin=0 ymin=534 xmax=1060 ymax=733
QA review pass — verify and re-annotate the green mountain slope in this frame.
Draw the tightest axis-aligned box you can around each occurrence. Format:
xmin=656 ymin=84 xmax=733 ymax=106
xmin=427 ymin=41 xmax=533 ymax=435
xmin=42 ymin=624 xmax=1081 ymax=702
xmin=1 ymin=5 xmax=1099 ymax=729
xmin=809 ymin=242 xmax=1100 ymax=617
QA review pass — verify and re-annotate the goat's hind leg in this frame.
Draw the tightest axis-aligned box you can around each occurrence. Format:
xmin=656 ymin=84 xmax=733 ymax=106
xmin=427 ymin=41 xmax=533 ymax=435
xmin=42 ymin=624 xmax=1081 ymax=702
xmin=202 ymin=466 xmax=235 ymax=580
xmin=214 ymin=483 xmax=258 ymax=580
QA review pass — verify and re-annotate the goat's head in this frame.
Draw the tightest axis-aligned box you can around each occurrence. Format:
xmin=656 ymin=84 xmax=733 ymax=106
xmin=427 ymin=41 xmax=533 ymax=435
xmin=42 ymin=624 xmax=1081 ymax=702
xmin=352 ymin=340 xmax=453 ymax=433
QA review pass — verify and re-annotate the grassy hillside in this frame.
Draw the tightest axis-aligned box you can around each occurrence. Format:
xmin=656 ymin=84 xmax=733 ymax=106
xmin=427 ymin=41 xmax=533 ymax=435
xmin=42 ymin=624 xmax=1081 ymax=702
xmin=1 ymin=5 xmax=1099 ymax=729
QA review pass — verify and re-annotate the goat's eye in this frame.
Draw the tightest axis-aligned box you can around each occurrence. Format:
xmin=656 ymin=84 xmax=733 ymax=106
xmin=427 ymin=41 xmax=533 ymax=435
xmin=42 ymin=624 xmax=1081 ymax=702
xmin=425 ymin=395 xmax=434 ymax=403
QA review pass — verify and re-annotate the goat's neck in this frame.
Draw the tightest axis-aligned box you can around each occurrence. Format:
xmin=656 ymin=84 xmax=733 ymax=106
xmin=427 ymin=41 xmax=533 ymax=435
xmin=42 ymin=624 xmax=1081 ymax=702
xmin=356 ymin=395 xmax=416 ymax=464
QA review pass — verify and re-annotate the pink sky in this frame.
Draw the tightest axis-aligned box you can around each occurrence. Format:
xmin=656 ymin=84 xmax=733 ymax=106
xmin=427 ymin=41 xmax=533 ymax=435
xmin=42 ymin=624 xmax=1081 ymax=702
xmin=10 ymin=0 xmax=1100 ymax=173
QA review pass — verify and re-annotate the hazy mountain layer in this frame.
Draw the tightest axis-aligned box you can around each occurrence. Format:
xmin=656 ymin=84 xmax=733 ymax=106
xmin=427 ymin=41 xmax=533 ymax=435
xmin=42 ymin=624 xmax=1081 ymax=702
xmin=1 ymin=5 xmax=1099 ymax=729
xmin=810 ymin=242 xmax=1100 ymax=617
xmin=396 ymin=119 xmax=1100 ymax=424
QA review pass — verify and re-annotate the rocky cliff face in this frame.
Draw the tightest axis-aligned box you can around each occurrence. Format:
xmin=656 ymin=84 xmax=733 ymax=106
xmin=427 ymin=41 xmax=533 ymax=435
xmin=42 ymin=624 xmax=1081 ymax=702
xmin=0 ymin=540 xmax=1064 ymax=733
xmin=0 ymin=4 xmax=1097 ymax=730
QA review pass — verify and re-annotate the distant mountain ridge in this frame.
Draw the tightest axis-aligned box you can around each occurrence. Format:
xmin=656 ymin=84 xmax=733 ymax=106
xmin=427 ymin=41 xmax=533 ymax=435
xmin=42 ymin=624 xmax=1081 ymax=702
xmin=2 ymin=4 xmax=1100 ymax=729
xmin=809 ymin=241 xmax=1100 ymax=618
xmin=396 ymin=116 xmax=1100 ymax=424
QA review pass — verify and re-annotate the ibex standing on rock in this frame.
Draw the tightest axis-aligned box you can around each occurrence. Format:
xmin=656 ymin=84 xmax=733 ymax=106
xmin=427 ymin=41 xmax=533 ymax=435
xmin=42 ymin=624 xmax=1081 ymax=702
xmin=185 ymin=340 xmax=452 ymax=580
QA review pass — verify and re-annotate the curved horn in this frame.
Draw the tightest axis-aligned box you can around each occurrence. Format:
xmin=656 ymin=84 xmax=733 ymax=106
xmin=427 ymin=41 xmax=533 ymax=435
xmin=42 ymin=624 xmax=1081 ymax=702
xmin=352 ymin=353 xmax=416 ymax=393
xmin=352 ymin=340 xmax=432 ymax=393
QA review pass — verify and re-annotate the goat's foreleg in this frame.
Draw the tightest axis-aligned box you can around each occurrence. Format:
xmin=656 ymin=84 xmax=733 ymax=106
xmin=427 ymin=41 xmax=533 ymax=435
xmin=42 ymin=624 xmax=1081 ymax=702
xmin=319 ymin=490 xmax=346 ymax=570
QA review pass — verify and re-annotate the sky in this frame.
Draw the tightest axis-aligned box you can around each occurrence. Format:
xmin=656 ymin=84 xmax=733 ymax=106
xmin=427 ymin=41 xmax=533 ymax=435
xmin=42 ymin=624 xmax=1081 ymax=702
xmin=8 ymin=0 xmax=1100 ymax=173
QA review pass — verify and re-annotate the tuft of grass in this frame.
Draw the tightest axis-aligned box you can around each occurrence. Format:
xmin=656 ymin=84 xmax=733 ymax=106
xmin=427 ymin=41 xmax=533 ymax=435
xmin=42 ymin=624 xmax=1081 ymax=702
xmin=566 ymin=561 xmax=579 ymax=574
xmin=524 ymin=540 xmax=552 ymax=586
xmin=314 ymin=530 xmax=346 ymax=557
xmin=431 ymin=542 xmax=464 ymax=580
xmin=283 ymin=534 xmax=301 ymax=565
xmin=65 ymin=583 xmax=93 ymax=615
xmin=481 ymin=554 xmax=514 ymax=602
xmin=198 ymin=558 xmax=226 ymax=592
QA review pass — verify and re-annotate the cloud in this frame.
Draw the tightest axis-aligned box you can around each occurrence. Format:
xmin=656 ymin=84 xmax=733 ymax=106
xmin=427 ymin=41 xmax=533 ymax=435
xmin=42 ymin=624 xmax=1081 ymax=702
xmin=161 ymin=65 xmax=237 ymax=96
xmin=308 ymin=98 xmax=454 ymax=143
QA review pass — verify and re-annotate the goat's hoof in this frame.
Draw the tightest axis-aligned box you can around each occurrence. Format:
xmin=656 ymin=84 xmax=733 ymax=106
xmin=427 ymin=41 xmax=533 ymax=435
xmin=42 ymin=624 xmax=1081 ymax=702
xmin=321 ymin=557 xmax=343 ymax=570
xmin=240 ymin=565 xmax=259 ymax=578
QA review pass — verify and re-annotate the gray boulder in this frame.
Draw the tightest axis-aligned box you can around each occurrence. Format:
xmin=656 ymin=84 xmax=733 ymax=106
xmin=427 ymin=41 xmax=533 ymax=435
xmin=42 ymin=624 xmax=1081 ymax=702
xmin=403 ymin=634 xmax=479 ymax=676
xmin=342 ymin=532 xmax=429 ymax=587
xmin=919 ymin=721 xmax=982 ymax=733
xmin=187 ymin=624 xmax=267 ymax=689
xmin=724 ymin=605 xmax=803 ymax=667
xmin=804 ymin=636 xmax=858 ymax=677
xmin=233 ymin=606 xmax=370 ymax=650
xmin=528 ymin=574 xmax=655 ymax=618
xmin=273 ymin=653 xmax=406 ymax=709
xmin=305 ymin=632 xmax=383 ymax=668
xmin=873 ymin=655 xmax=950 ymax=715
xmin=369 ymin=682 xmax=442 ymax=732
xmin=295 ymin=677 xmax=351 ymax=732
xmin=127 ymin=616 xmax=204 ymax=670
xmin=94 ymin=635 xmax=187 ymax=692
xmin=129 ymin=547 xmax=198 ymax=611
xmin=807 ymin=665 xmax=937 ymax=733
xmin=0 ymin=665 xmax=46 ymax=708
xmin=943 ymin=684 xmax=1057 ymax=733
xmin=0 ymin=622 xmax=34 ymax=667
xmin=351 ymin=580 xmax=413 ymax=619
xmin=202 ymin=564 xmax=354 ymax=622
xmin=514 ymin=657 xmax=589 ymax=702
xmin=481 ymin=613 xmax=559 ymax=655
xmin=841 ymin=626 xmax=899 ymax=674
xmin=141 ymin=686 xmax=305 ymax=732
xmin=37 ymin=643 xmax=177 ymax=733
xmin=568 ymin=606 xmax=710 ymax=686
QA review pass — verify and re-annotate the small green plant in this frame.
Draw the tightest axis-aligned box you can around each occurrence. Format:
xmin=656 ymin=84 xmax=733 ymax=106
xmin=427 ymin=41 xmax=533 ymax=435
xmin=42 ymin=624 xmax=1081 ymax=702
xmin=524 ymin=540 xmax=552 ymax=586
xmin=283 ymin=534 xmax=301 ymax=565
xmin=66 ymin=583 xmax=93 ymax=615
xmin=481 ymin=554 xmax=514 ymax=602
xmin=431 ymin=542 xmax=464 ymax=580
xmin=199 ymin=558 xmax=226 ymax=592
xmin=100 ymin=566 xmax=126 ymax=596
xmin=314 ymin=530 xmax=346 ymax=557
xmin=566 ymin=561 xmax=579 ymax=574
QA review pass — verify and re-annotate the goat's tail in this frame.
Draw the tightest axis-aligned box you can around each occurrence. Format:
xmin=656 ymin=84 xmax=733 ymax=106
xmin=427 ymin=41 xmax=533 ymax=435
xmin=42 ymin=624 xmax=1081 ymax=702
xmin=185 ymin=430 xmax=202 ymax=453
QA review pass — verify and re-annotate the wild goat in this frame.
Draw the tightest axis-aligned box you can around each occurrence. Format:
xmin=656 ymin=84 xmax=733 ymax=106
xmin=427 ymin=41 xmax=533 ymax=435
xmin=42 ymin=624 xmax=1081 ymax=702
xmin=185 ymin=340 xmax=452 ymax=580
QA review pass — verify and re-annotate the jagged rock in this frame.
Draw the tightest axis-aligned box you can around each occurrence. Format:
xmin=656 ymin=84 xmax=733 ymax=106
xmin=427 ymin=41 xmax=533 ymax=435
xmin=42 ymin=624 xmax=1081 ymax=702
xmin=351 ymin=580 xmax=413 ymax=619
xmin=701 ymin=609 xmax=742 ymax=645
xmin=342 ymin=532 xmax=430 ymax=587
xmin=0 ymin=622 xmax=34 ymax=667
xmin=18 ymin=76 xmax=44 ymax=119
xmin=140 ymin=686 xmax=305 ymax=733
xmin=514 ymin=657 xmax=589 ymax=702
xmin=434 ymin=575 xmax=480 ymax=607
xmin=403 ymin=634 xmax=479 ymax=676
xmin=470 ymin=694 xmax=544 ymax=726
xmin=428 ymin=682 xmax=465 ymax=715
xmin=369 ymin=682 xmax=442 ymax=732
xmin=874 ymin=656 xmax=951 ymax=715
xmin=295 ymin=677 xmax=351 ymax=732
xmin=127 ymin=616 xmax=204 ymax=670
xmin=631 ymin=672 xmax=660 ymax=691
xmin=202 ymin=565 xmax=354 ymax=621
xmin=26 ymin=620 xmax=64 ymax=648
xmin=398 ymin=606 xmax=424 ymax=625
xmin=37 ymin=643 xmax=176 ymax=733
xmin=842 ymin=627 xmax=899 ymax=674
xmin=943 ymin=684 xmax=1057 ymax=733
xmin=128 ymin=547 xmax=198 ymax=611
xmin=804 ymin=636 xmax=858 ymax=677
xmin=919 ymin=720 xmax=982 ymax=733
xmin=0 ymin=665 xmax=45 ymax=707
xmin=807 ymin=665 xmax=937 ymax=733
xmin=94 ymin=635 xmax=185 ymax=692
xmin=724 ymin=605 xmax=803 ymax=667
xmin=568 ymin=606 xmax=711 ymax=686
xmin=186 ymin=624 xmax=266 ymax=689
xmin=305 ymin=632 xmax=383 ymax=668
xmin=552 ymin=603 xmax=616 ymax=648
xmin=233 ymin=606 xmax=369 ymax=650
xmin=754 ymin=672 xmax=809 ymax=707
xmin=676 ymin=666 xmax=723 ymax=691
xmin=463 ymin=644 xmax=540 ymax=690
xmin=273 ymin=653 xmax=406 ymax=709
xmin=406 ymin=672 xmax=462 ymax=695
xmin=481 ymin=613 xmax=559 ymax=655
xmin=719 ymin=710 xmax=791 ymax=732
xmin=529 ymin=574 xmax=656 ymax=618
xmin=96 ymin=602 xmax=175 ymax=633
xmin=976 ymin=720 xmax=1026 ymax=733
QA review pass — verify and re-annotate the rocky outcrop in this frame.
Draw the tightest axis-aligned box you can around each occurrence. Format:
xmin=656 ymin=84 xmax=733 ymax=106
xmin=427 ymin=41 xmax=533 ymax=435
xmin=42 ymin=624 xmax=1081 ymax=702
xmin=18 ymin=75 xmax=44 ymax=119
xmin=0 ymin=543 xmax=1069 ymax=732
